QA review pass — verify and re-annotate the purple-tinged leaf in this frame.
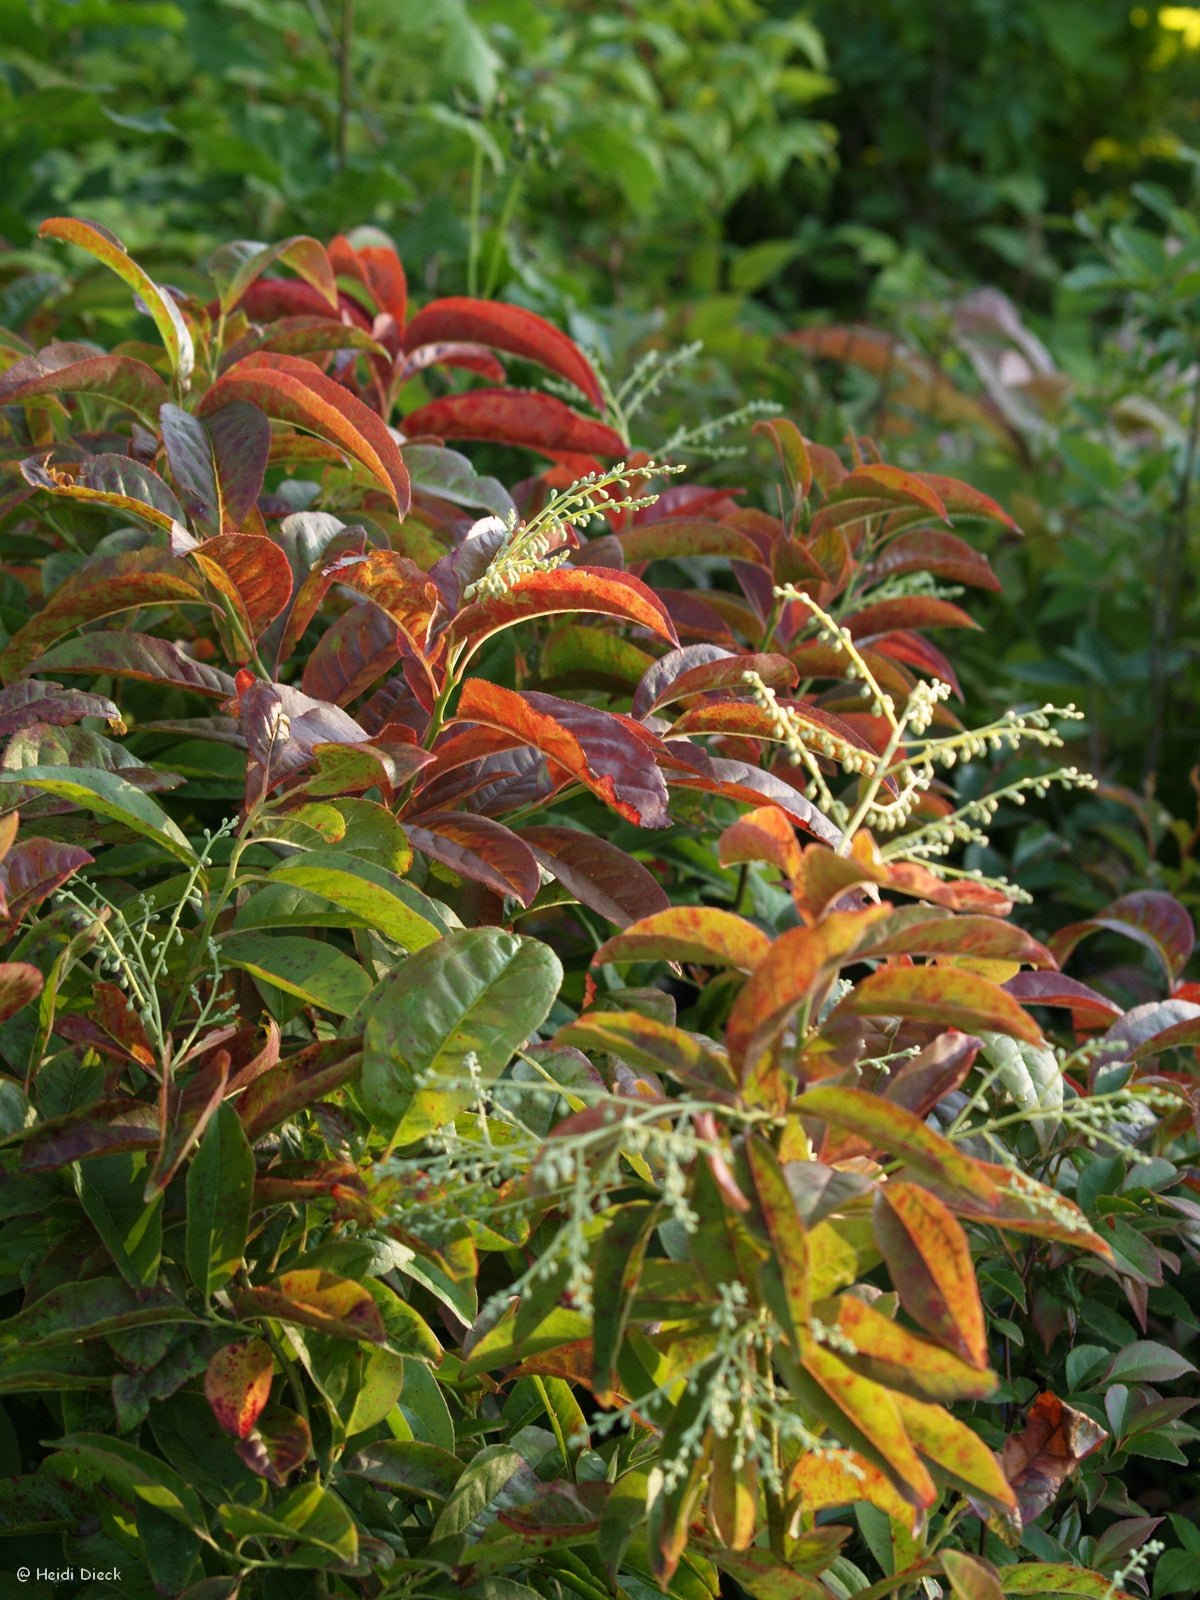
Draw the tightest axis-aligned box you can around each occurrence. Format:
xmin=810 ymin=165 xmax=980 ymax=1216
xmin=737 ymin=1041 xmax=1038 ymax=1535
xmin=0 ymin=962 xmax=42 ymax=1023
xmin=0 ymin=839 xmax=92 ymax=926
xmin=21 ymin=452 xmax=184 ymax=531
xmin=301 ymin=604 xmax=403 ymax=706
xmin=0 ymin=679 xmax=122 ymax=736
xmin=21 ymin=1099 xmax=160 ymax=1169
xmin=633 ymin=645 xmax=797 ymax=719
xmin=1051 ymin=891 xmax=1195 ymax=985
xmin=208 ymin=236 xmax=338 ymax=315
xmin=404 ymin=811 xmax=540 ymax=906
xmin=1003 ymin=971 xmax=1122 ymax=1027
xmin=521 ymin=825 xmax=670 ymax=928
xmin=30 ymin=635 xmax=234 ymax=699
xmin=146 ymin=1050 xmax=232 ymax=1196
xmin=0 ymin=341 xmax=168 ymax=418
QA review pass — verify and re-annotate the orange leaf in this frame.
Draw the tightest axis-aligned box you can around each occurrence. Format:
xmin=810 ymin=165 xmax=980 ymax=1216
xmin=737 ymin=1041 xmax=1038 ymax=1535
xmin=835 ymin=965 xmax=1044 ymax=1044
xmin=874 ymin=1181 xmax=989 ymax=1368
xmin=449 ymin=567 xmax=678 ymax=653
xmin=830 ymin=1292 xmax=997 ymax=1401
xmin=205 ymin=1338 xmax=274 ymax=1440
xmin=593 ymin=907 xmax=771 ymax=972
xmin=1000 ymin=1392 xmax=1108 ymax=1526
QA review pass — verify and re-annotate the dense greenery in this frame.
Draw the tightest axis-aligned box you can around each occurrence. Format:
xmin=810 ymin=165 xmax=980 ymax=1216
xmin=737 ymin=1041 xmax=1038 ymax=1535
xmin=0 ymin=5 xmax=1198 ymax=1599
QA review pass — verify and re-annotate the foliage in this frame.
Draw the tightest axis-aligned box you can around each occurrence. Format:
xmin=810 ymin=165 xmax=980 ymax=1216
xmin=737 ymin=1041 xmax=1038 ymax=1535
xmin=0 ymin=222 xmax=1194 ymax=1600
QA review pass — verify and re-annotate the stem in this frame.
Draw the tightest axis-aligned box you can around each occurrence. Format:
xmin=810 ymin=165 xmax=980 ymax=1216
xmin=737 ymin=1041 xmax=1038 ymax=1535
xmin=481 ymin=170 xmax=523 ymax=300
xmin=335 ymin=0 xmax=355 ymax=171
xmin=467 ymin=144 xmax=484 ymax=297
xmin=1145 ymin=355 xmax=1200 ymax=780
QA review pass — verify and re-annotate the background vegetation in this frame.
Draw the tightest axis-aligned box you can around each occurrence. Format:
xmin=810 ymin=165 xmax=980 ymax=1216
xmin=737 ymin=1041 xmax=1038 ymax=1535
xmin=1 ymin=3 xmax=1199 ymax=1598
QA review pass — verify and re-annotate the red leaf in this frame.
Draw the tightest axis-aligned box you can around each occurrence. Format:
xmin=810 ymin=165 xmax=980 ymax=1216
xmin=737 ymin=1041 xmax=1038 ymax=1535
xmin=275 ymin=525 xmax=369 ymax=668
xmin=329 ymin=229 xmax=408 ymax=327
xmin=301 ymin=605 xmax=403 ymax=705
xmin=205 ymin=1338 xmax=274 ymax=1440
xmin=633 ymin=646 xmax=796 ymax=719
xmin=0 ymin=342 xmax=167 ymax=418
xmin=836 ymin=966 xmax=1043 ymax=1044
xmin=192 ymin=532 xmax=294 ymax=637
xmin=0 ymin=839 xmax=92 ymax=926
xmin=717 ymin=804 xmax=805 ymax=880
xmin=402 ymin=389 xmax=625 ymax=460
xmin=521 ymin=825 xmax=670 ymax=928
xmin=403 ymin=297 xmax=604 ymax=410
xmin=594 ymin=907 xmax=771 ymax=972
xmin=146 ymin=1050 xmax=232 ymax=1195
xmin=832 ymin=464 xmax=950 ymax=519
xmin=326 ymin=550 xmax=442 ymax=652
xmin=21 ymin=452 xmax=184 ymax=530
xmin=1050 ymin=891 xmax=1195 ymax=985
xmin=454 ymin=680 xmax=671 ymax=828
xmin=404 ymin=810 xmax=540 ymax=906
xmin=845 ymin=596 xmax=979 ymax=640
xmin=0 ymin=550 xmax=205 ymax=682
xmin=870 ymin=630 xmax=963 ymax=698
xmin=0 ymin=962 xmax=43 ymax=1024
xmin=870 ymin=530 xmax=1001 ymax=591
xmin=234 ymin=1402 xmax=312 ymax=1486
xmin=916 ymin=473 xmax=1021 ymax=533
xmin=1002 ymin=971 xmax=1122 ymax=1027
xmin=874 ymin=1183 xmax=989 ymax=1368
xmin=618 ymin=518 xmax=767 ymax=565
xmin=1001 ymin=1392 xmax=1108 ymax=1526
xmin=199 ymin=351 xmax=411 ymax=513
xmin=450 ymin=567 xmax=678 ymax=653
xmin=29 ymin=634 xmax=235 ymax=699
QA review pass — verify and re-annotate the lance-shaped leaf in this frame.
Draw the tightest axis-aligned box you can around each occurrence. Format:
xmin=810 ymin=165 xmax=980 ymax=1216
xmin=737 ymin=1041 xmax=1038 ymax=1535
xmin=997 ymin=1568 xmax=1137 ymax=1600
xmin=145 ymin=1049 xmax=231 ymax=1196
xmin=1002 ymin=971 xmax=1121 ymax=1027
xmin=327 ymin=548 xmax=441 ymax=649
xmin=835 ymin=965 xmax=1043 ymax=1044
xmin=661 ymin=744 xmax=841 ymax=845
xmin=0 ymin=1279 xmax=195 ymax=1345
xmin=554 ymin=1011 xmax=736 ymax=1097
xmin=0 ymin=962 xmax=43 ymax=1023
xmin=874 ymin=1182 xmax=989 ymax=1368
xmin=725 ymin=910 xmax=884 ymax=1078
xmin=929 ymin=1160 xmax=1112 ymax=1259
xmin=40 ymin=217 xmax=194 ymax=385
xmin=330 ymin=226 xmax=408 ymax=324
xmin=236 ymin=1040 xmax=363 ymax=1142
xmin=275 ymin=525 xmax=368 ymax=667
xmin=450 ymin=566 xmax=678 ymax=653
xmin=829 ymin=1292 xmax=997 ymax=1402
xmin=798 ymin=1345 xmax=937 ymax=1508
xmin=593 ymin=907 xmax=771 ymax=972
xmin=893 ymin=1390 xmax=1018 ymax=1518
xmin=209 ymin=235 xmax=339 ymax=313
xmin=199 ymin=352 xmax=410 ymax=513
xmin=0 ymin=767 xmax=197 ymax=864
xmin=941 ymin=1550 xmax=1005 ymax=1600
xmin=853 ymin=908 xmax=1053 ymax=967
xmin=0 ymin=679 xmax=122 ymax=736
xmin=1000 ymin=1392 xmax=1108 ymax=1526
xmin=186 ymin=1103 xmax=255 ymax=1298
xmin=21 ymin=1098 xmax=160 ymax=1170
xmin=190 ymin=532 xmax=294 ymax=638
xmin=21 ymin=452 xmax=185 ymax=530
xmin=591 ymin=1201 xmax=659 ymax=1403
xmin=31 ymin=634 xmax=234 ymax=699
xmin=521 ymin=825 xmax=668 ymax=928
xmin=301 ymin=604 xmax=403 ymax=705
xmin=618 ymin=518 xmax=767 ymax=565
xmin=633 ymin=645 xmax=796 ymax=719
xmin=747 ymin=1134 xmax=809 ymax=1347
xmin=871 ymin=530 xmax=1001 ymax=590
xmin=794 ymin=1087 xmax=998 ymax=1205
xmin=51 ymin=1433 xmax=207 ymax=1532
xmin=647 ymin=1360 xmax=717 ymax=1583
xmin=0 ymin=839 xmax=92 ymax=927
xmin=1050 ymin=890 xmax=1195 ymax=985
xmin=221 ymin=933 xmax=371 ymax=1018
xmin=233 ymin=1269 xmax=387 ymax=1345
xmin=204 ymin=1338 xmax=274 ymax=1439
xmin=843 ymin=596 xmax=977 ymax=641
xmin=361 ymin=928 xmax=562 ymax=1146
xmin=454 ymin=680 xmax=671 ymax=828
xmin=403 ymin=389 xmax=626 ymax=458
xmin=404 ymin=298 xmax=604 ymax=410
xmin=789 ymin=1447 xmax=913 ymax=1525
xmin=161 ymin=402 xmax=271 ymax=535
xmin=0 ymin=341 xmax=168 ymax=418
xmin=0 ymin=549 xmax=206 ymax=682
xmin=266 ymin=850 xmax=446 ymax=949
xmin=831 ymin=464 xmax=950 ymax=518
xmin=404 ymin=811 xmax=540 ymax=906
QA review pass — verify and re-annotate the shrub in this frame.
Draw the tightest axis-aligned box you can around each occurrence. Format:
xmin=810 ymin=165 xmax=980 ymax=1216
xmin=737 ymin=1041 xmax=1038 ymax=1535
xmin=0 ymin=221 xmax=1195 ymax=1600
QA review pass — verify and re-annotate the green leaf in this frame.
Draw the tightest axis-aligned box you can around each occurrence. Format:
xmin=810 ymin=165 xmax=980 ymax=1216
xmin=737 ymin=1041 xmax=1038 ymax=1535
xmin=76 ymin=1152 xmax=163 ymax=1287
xmin=218 ymin=1481 xmax=358 ymax=1564
xmin=0 ymin=766 xmax=197 ymax=864
xmin=52 ymin=1432 xmax=207 ymax=1532
xmin=344 ymin=1439 xmax=465 ymax=1501
xmin=185 ymin=1103 xmax=254 ymax=1299
xmin=361 ymin=928 xmax=562 ymax=1146
xmin=1104 ymin=1341 xmax=1196 ymax=1386
xmin=267 ymin=850 xmax=451 ymax=949
xmin=0 ymin=1277 xmax=195 ymax=1345
xmin=220 ymin=932 xmax=370 ymax=1017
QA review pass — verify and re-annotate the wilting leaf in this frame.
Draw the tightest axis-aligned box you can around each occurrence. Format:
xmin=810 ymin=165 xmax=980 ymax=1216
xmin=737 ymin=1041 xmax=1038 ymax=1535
xmin=0 ymin=678 xmax=122 ymax=736
xmin=185 ymin=1103 xmax=255 ymax=1299
xmin=21 ymin=452 xmax=184 ymax=530
xmin=874 ymin=1182 xmax=989 ymax=1368
xmin=361 ymin=928 xmax=561 ymax=1145
xmin=39 ymin=217 xmax=194 ymax=384
xmin=1000 ymin=1392 xmax=1108 ymax=1525
xmin=204 ymin=1339 xmax=274 ymax=1440
xmin=593 ymin=906 xmax=771 ymax=972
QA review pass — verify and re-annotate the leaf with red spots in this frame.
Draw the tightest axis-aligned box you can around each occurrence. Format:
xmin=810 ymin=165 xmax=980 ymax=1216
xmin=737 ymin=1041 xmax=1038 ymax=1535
xmin=204 ymin=1338 xmax=274 ymax=1439
xmin=874 ymin=1181 xmax=990 ymax=1368
xmin=233 ymin=1268 xmax=387 ymax=1345
xmin=593 ymin=907 xmax=770 ymax=972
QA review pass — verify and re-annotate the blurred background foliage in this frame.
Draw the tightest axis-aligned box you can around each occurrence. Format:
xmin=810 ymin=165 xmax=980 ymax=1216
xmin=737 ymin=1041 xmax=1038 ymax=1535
xmin=3 ymin=0 xmax=1200 ymax=922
